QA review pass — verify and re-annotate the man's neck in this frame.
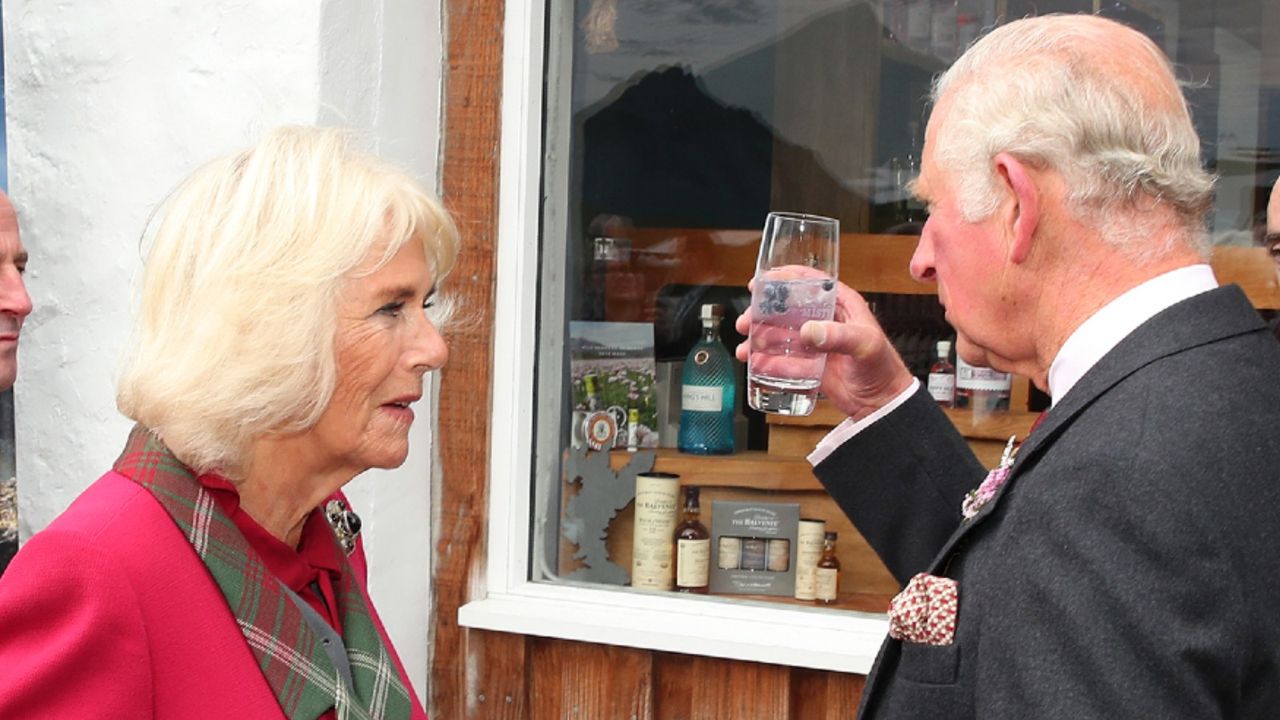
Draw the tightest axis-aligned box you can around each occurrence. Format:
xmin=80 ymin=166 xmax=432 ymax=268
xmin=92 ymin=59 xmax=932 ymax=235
xmin=1027 ymin=234 xmax=1205 ymax=392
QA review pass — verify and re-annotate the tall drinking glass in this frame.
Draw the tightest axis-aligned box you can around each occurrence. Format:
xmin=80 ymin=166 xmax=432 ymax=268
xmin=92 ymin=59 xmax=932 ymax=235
xmin=746 ymin=212 xmax=839 ymax=416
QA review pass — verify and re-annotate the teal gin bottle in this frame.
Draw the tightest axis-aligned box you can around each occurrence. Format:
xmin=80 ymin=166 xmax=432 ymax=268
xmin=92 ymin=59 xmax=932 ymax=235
xmin=678 ymin=304 xmax=736 ymax=455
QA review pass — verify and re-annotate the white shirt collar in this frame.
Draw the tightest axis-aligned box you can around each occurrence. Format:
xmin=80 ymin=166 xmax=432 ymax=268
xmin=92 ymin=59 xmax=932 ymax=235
xmin=1047 ymin=264 xmax=1218 ymax=406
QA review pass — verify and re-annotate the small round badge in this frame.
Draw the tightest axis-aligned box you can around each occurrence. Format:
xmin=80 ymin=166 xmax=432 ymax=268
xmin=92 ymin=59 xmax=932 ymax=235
xmin=583 ymin=410 xmax=618 ymax=451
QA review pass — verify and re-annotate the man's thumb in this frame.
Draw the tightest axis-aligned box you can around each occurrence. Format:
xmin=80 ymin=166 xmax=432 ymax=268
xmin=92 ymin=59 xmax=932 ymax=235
xmin=801 ymin=321 xmax=832 ymax=350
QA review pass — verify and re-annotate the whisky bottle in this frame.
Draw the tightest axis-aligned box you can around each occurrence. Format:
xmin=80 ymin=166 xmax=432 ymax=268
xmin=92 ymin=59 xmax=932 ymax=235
xmin=815 ymin=532 xmax=840 ymax=605
xmin=927 ymin=340 xmax=956 ymax=407
xmin=678 ymin=304 xmax=736 ymax=455
xmin=955 ymin=355 xmax=1011 ymax=413
xmin=673 ymin=486 xmax=710 ymax=594
xmin=793 ymin=518 xmax=826 ymax=600
xmin=632 ymin=472 xmax=680 ymax=590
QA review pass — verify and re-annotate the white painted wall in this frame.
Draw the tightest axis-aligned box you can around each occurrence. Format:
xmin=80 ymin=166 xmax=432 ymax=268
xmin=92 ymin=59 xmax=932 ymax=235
xmin=3 ymin=0 xmax=445 ymax=701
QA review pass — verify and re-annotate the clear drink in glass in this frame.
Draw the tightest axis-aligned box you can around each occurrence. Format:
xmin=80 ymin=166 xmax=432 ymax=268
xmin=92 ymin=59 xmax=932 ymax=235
xmin=746 ymin=212 xmax=839 ymax=416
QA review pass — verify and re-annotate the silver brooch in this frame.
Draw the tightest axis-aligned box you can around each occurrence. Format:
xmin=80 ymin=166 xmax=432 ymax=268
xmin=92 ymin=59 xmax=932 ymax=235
xmin=325 ymin=499 xmax=362 ymax=554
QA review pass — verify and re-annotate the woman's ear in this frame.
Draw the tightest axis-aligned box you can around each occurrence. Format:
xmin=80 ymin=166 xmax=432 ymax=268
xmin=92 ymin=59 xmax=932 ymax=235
xmin=993 ymin=152 xmax=1039 ymax=264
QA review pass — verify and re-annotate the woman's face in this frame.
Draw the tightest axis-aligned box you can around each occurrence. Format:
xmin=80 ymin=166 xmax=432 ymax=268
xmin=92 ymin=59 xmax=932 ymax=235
xmin=308 ymin=239 xmax=448 ymax=476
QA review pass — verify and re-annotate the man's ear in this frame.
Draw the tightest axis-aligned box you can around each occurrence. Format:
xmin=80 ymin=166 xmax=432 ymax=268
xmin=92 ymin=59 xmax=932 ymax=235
xmin=993 ymin=152 xmax=1039 ymax=264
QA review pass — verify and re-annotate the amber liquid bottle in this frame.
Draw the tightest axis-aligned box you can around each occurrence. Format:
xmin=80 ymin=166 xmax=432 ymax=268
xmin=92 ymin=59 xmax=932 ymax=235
xmin=673 ymin=486 xmax=711 ymax=594
xmin=815 ymin=532 xmax=840 ymax=605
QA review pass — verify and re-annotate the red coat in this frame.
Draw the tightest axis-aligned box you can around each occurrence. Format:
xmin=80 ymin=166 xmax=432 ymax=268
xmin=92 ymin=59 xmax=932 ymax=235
xmin=0 ymin=471 xmax=428 ymax=719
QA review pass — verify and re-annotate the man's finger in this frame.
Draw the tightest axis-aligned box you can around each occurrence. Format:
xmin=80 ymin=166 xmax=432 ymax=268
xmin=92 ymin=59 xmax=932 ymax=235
xmin=801 ymin=320 xmax=875 ymax=360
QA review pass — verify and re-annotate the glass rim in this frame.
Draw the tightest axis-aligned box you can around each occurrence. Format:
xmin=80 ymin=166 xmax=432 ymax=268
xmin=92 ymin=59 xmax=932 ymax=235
xmin=767 ymin=211 xmax=838 ymax=225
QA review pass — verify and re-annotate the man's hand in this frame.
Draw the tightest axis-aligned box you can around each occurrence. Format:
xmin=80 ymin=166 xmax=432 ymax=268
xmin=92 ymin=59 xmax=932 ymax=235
xmin=735 ymin=280 xmax=915 ymax=420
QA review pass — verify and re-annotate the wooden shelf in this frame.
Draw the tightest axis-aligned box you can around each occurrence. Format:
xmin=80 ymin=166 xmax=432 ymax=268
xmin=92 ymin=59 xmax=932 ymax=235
xmin=624 ymin=228 xmax=1280 ymax=310
xmin=768 ymin=400 xmax=1039 ymax=441
xmin=627 ymin=230 xmax=933 ymax=297
xmin=609 ymin=449 xmax=823 ymax=491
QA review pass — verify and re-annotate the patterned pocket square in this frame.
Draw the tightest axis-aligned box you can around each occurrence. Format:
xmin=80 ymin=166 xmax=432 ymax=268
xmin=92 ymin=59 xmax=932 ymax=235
xmin=888 ymin=573 xmax=959 ymax=646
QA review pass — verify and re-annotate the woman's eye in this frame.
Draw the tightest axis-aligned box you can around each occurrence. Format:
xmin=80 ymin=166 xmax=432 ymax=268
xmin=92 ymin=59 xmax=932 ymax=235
xmin=425 ymin=294 xmax=456 ymax=326
xmin=378 ymin=301 xmax=406 ymax=317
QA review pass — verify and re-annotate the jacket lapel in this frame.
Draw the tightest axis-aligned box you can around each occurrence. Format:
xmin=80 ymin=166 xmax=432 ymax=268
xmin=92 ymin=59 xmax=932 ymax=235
xmin=862 ymin=285 xmax=1265 ymax=716
xmin=927 ymin=285 xmax=1264 ymax=572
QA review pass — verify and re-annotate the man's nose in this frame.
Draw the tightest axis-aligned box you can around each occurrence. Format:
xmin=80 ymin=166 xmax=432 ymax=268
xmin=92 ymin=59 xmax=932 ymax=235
xmin=909 ymin=224 xmax=937 ymax=283
xmin=0 ymin=267 xmax=32 ymax=318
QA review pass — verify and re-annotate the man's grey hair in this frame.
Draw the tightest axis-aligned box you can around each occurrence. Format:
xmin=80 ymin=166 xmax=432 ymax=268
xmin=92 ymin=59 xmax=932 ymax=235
xmin=931 ymin=14 xmax=1215 ymax=261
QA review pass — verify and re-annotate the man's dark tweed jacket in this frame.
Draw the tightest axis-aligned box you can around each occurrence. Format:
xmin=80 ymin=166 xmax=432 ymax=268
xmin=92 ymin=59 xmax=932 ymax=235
xmin=815 ymin=285 xmax=1280 ymax=719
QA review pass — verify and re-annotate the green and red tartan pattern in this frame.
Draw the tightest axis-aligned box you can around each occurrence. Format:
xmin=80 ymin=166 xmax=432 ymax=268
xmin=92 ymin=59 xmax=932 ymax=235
xmin=113 ymin=426 xmax=413 ymax=720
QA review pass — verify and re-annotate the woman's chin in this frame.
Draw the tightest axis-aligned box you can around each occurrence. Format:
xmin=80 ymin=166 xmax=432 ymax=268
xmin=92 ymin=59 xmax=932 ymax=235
xmin=355 ymin=438 xmax=412 ymax=472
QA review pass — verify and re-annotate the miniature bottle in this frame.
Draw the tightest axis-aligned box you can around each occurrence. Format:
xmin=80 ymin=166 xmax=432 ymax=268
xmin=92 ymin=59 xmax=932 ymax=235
xmin=678 ymin=304 xmax=735 ymax=455
xmin=815 ymin=532 xmax=840 ymax=605
xmin=927 ymin=340 xmax=956 ymax=407
xmin=673 ymin=486 xmax=710 ymax=594
xmin=626 ymin=407 xmax=640 ymax=452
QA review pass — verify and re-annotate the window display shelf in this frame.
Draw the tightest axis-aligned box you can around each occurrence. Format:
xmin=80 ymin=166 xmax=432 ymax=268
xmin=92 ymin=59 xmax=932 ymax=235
xmin=734 ymin=591 xmax=895 ymax=615
xmin=608 ymin=449 xmax=823 ymax=491
xmin=769 ymin=402 xmax=1041 ymax=441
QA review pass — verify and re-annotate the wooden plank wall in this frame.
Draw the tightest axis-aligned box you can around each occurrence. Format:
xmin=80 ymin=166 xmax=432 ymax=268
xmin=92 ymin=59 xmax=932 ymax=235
xmin=433 ymin=1 xmax=869 ymax=718
xmin=435 ymin=0 xmax=528 ymax=718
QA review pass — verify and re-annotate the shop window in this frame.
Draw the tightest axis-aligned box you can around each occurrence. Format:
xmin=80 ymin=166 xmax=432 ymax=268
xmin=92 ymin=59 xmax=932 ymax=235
xmin=461 ymin=0 xmax=1280 ymax=668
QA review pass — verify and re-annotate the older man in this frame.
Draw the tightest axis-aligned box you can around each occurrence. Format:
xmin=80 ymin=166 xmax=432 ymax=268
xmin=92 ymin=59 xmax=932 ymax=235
xmin=0 ymin=192 xmax=31 ymax=391
xmin=0 ymin=190 xmax=32 ymax=573
xmin=740 ymin=14 xmax=1280 ymax=720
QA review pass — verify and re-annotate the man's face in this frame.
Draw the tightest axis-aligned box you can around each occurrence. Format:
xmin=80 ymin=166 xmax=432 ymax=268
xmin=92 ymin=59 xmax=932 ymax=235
xmin=0 ymin=195 xmax=32 ymax=391
xmin=908 ymin=112 xmax=1013 ymax=369
xmin=1266 ymin=177 xmax=1280 ymax=276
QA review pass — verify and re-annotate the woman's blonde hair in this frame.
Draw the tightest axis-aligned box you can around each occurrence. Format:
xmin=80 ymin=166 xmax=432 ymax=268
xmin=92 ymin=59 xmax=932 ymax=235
xmin=117 ymin=126 xmax=459 ymax=475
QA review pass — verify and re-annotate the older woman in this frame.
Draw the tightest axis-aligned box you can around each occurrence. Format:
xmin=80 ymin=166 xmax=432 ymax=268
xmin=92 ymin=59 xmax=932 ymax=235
xmin=0 ymin=126 xmax=457 ymax=719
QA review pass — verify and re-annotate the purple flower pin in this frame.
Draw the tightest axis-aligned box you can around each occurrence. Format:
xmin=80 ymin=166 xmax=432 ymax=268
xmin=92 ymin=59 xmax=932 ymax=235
xmin=961 ymin=435 xmax=1017 ymax=519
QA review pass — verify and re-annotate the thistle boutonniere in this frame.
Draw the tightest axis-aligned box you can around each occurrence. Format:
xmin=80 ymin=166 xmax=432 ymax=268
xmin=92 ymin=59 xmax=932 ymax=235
xmin=961 ymin=435 xmax=1018 ymax=520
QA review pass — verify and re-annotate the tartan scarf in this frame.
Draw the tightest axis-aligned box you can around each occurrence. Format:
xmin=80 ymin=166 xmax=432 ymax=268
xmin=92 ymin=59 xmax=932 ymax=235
xmin=113 ymin=425 xmax=414 ymax=720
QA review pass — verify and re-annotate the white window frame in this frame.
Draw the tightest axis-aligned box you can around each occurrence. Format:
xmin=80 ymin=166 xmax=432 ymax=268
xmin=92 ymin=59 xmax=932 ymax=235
xmin=456 ymin=0 xmax=889 ymax=674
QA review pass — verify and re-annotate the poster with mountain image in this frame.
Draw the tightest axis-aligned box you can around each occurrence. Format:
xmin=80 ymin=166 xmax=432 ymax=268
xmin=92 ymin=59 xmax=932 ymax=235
xmin=569 ymin=321 xmax=658 ymax=450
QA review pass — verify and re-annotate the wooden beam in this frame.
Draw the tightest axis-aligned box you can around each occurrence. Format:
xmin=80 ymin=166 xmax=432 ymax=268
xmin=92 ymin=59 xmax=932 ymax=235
xmin=435 ymin=1 xmax=524 ymax=718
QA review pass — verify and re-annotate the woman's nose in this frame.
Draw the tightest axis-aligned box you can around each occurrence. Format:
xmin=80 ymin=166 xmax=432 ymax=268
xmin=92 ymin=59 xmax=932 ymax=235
xmin=410 ymin=316 xmax=449 ymax=374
